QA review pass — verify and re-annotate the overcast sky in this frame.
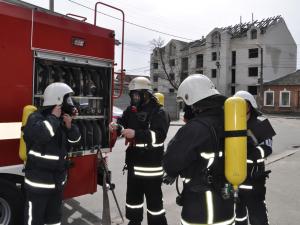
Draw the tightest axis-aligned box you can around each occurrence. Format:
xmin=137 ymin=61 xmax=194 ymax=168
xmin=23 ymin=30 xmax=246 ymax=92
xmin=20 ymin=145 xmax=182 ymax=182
xmin=23 ymin=0 xmax=300 ymax=76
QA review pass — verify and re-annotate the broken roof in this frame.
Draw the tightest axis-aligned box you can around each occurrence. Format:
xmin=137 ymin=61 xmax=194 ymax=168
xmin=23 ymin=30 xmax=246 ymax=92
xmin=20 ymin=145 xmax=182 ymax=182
xmin=161 ymin=15 xmax=284 ymax=52
xmin=221 ymin=15 xmax=283 ymax=38
xmin=181 ymin=38 xmax=206 ymax=50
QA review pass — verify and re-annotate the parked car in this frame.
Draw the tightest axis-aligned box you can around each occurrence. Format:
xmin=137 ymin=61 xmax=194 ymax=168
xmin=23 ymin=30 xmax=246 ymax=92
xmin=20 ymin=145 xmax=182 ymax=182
xmin=112 ymin=106 xmax=123 ymax=121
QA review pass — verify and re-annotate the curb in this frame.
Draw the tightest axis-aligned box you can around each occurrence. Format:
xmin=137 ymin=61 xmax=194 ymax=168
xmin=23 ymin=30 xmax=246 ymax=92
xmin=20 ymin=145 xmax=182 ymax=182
xmin=266 ymin=149 xmax=299 ymax=165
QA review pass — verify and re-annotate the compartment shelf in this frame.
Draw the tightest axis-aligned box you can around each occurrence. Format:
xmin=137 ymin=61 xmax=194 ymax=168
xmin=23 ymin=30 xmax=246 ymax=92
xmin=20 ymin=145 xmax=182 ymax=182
xmin=34 ymin=95 xmax=103 ymax=100
xmin=75 ymin=115 xmax=104 ymax=119
xmin=33 ymin=56 xmax=111 ymax=150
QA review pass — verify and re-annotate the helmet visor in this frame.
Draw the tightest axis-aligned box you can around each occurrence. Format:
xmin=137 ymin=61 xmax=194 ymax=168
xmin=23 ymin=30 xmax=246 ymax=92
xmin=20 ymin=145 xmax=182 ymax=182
xmin=62 ymin=95 xmax=76 ymax=115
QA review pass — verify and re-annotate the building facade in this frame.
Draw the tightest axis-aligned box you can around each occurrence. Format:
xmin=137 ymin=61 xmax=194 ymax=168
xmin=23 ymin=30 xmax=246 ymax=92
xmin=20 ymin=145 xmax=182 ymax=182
xmin=150 ymin=16 xmax=297 ymax=99
xmin=262 ymin=70 xmax=300 ymax=114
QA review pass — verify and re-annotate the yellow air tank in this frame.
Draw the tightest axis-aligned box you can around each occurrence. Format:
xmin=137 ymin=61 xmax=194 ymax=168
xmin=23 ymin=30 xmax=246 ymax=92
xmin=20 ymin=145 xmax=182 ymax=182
xmin=19 ymin=105 xmax=37 ymax=161
xmin=224 ymin=97 xmax=247 ymax=191
xmin=154 ymin=92 xmax=165 ymax=106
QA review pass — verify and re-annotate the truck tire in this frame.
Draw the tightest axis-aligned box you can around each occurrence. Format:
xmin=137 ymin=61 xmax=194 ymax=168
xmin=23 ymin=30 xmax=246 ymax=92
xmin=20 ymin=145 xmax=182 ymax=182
xmin=0 ymin=179 xmax=24 ymax=225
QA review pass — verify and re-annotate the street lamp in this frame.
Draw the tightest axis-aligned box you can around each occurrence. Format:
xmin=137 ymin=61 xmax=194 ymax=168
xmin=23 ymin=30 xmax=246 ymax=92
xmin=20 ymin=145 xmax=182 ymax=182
xmin=256 ymin=43 xmax=264 ymax=109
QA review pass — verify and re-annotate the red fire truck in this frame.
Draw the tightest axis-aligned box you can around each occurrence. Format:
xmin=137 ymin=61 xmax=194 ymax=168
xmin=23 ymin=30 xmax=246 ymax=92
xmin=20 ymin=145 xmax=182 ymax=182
xmin=0 ymin=0 xmax=124 ymax=224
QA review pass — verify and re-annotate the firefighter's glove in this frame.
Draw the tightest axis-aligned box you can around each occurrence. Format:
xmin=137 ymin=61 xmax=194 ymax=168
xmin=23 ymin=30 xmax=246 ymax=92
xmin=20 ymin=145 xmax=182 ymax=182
xmin=264 ymin=170 xmax=271 ymax=179
xmin=162 ymin=173 xmax=176 ymax=185
xmin=65 ymin=159 xmax=75 ymax=169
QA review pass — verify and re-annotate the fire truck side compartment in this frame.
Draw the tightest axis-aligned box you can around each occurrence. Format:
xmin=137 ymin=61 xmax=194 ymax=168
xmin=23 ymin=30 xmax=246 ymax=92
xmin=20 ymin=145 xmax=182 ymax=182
xmin=0 ymin=0 xmax=115 ymax=199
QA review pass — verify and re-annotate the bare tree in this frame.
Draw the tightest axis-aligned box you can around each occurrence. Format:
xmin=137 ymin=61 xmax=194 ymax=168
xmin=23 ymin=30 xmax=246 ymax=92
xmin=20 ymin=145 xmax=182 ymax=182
xmin=150 ymin=37 xmax=181 ymax=90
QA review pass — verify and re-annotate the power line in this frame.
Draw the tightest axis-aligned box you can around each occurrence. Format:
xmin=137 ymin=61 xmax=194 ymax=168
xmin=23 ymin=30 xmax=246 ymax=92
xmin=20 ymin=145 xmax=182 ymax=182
xmin=66 ymin=0 xmax=299 ymax=72
xmin=67 ymin=0 xmax=194 ymax=41
xmin=68 ymin=0 xmax=300 ymax=50
xmin=126 ymin=65 xmax=150 ymax=72
xmin=127 ymin=69 xmax=150 ymax=73
xmin=124 ymin=43 xmax=152 ymax=53
xmin=125 ymin=47 xmax=151 ymax=55
xmin=67 ymin=0 xmax=300 ymax=56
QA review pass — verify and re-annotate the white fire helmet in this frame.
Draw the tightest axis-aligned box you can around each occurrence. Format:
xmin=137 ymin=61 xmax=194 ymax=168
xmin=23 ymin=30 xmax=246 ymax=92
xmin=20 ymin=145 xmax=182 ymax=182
xmin=177 ymin=74 xmax=220 ymax=105
xmin=234 ymin=90 xmax=258 ymax=109
xmin=128 ymin=77 xmax=152 ymax=92
xmin=43 ymin=82 xmax=74 ymax=106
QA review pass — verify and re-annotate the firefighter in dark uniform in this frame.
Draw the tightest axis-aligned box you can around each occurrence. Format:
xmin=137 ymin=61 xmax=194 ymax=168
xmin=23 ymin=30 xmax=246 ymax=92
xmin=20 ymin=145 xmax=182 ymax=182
xmin=163 ymin=74 xmax=235 ymax=225
xmin=23 ymin=82 xmax=81 ymax=225
xmin=234 ymin=90 xmax=275 ymax=225
xmin=109 ymin=77 xmax=170 ymax=225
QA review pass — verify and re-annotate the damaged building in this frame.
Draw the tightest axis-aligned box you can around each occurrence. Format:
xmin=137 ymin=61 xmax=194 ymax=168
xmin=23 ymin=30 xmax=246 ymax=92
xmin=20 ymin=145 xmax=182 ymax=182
xmin=150 ymin=16 xmax=297 ymax=101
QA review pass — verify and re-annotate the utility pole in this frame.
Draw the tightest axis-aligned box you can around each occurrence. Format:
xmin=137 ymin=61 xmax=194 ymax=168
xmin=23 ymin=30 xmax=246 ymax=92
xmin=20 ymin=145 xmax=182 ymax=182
xmin=49 ymin=0 xmax=54 ymax=12
xmin=216 ymin=61 xmax=220 ymax=91
xmin=259 ymin=46 xmax=264 ymax=109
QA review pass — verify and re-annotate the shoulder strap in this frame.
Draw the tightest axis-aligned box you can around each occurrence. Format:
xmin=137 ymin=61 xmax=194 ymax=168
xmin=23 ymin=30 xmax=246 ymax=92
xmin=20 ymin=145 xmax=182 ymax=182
xmin=193 ymin=118 xmax=220 ymax=155
xmin=148 ymin=105 xmax=161 ymax=123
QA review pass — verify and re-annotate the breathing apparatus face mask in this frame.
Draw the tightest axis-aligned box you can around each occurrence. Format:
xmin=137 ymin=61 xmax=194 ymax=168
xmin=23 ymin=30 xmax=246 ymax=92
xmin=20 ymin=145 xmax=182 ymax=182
xmin=130 ymin=90 xmax=145 ymax=109
xmin=183 ymin=104 xmax=195 ymax=121
xmin=61 ymin=95 xmax=77 ymax=116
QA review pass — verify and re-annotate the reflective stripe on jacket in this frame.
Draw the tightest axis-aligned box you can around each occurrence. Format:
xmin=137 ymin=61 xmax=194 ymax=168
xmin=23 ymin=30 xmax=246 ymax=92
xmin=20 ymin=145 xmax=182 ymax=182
xmin=118 ymin=100 xmax=170 ymax=178
xmin=23 ymin=110 xmax=80 ymax=192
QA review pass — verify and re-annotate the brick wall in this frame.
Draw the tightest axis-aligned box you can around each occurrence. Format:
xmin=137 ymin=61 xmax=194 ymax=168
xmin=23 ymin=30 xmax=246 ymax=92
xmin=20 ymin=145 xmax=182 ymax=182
xmin=262 ymin=85 xmax=300 ymax=113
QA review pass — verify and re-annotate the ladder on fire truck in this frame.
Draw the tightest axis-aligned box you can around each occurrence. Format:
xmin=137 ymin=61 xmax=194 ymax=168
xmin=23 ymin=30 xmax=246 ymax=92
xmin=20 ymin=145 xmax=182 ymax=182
xmin=0 ymin=0 xmax=126 ymax=224
xmin=94 ymin=2 xmax=125 ymax=224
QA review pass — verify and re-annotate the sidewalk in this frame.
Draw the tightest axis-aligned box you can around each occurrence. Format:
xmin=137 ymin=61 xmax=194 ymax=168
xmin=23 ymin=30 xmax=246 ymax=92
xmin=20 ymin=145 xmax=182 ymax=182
xmin=266 ymin=149 xmax=300 ymax=225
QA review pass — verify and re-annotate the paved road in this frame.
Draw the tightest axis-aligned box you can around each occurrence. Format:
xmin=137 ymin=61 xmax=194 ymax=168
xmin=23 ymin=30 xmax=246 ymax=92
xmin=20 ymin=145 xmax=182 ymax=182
xmin=62 ymin=116 xmax=300 ymax=225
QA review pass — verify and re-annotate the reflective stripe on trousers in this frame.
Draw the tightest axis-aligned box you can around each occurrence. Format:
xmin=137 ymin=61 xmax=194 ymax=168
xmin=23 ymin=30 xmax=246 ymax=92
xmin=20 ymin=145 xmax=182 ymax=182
xmin=126 ymin=173 xmax=167 ymax=225
xmin=28 ymin=201 xmax=33 ymax=225
xmin=147 ymin=208 xmax=166 ymax=216
xmin=126 ymin=202 xmax=144 ymax=209
xmin=180 ymin=190 xmax=235 ymax=225
xmin=25 ymin=177 xmax=66 ymax=189
xmin=133 ymin=166 xmax=164 ymax=177
xmin=235 ymin=215 xmax=248 ymax=222
xmin=26 ymin=202 xmax=61 ymax=225
xmin=181 ymin=216 xmax=235 ymax=225
xmin=25 ymin=178 xmax=56 ymax=189
xmin=25 ymin=190 xmax=63 ymax=225
xmin=126 ymin=202 xmax=166 ymax=215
